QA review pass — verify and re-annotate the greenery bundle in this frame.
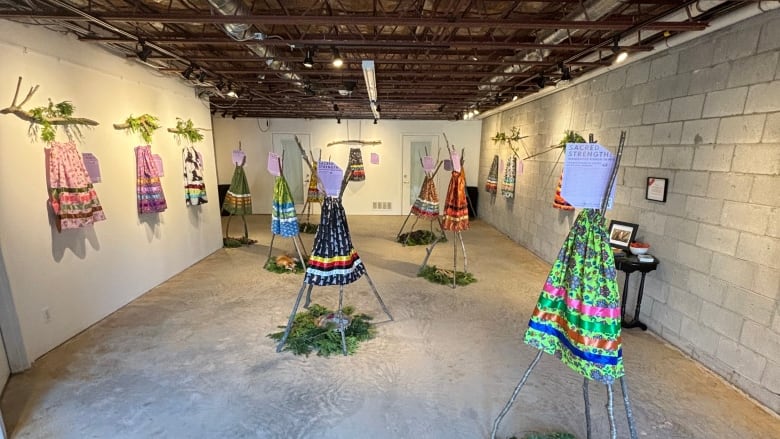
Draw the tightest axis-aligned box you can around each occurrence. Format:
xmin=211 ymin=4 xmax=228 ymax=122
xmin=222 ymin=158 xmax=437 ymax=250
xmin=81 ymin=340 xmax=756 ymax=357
xmin=124 ymin=114 xmax=160 ymax=143
xmin=397 ymin=230 xmax=447 ymax=246
xmin=299 ymin=222 xmax=319 ymax=234
xmin=268 ymin=304 xmax=376 ymax=356
xmin=557 ymin=130 xmax=586 ymax=149
xmin=419 ymin=265 xmax=476 ymax=286
xmin=509 ymin=433 xmax=576 ymax=439
xmin=222 ymin=236 xmax=256 ymax=248
xmin=29 ymin=99 xmax=75 ymax=142
xmin=171 ymin=117 xmax=204 ymax=143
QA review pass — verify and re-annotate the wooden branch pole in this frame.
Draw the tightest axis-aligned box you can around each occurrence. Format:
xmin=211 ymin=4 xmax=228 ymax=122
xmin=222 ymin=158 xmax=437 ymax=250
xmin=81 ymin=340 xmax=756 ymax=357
xmin=0 ymin=76 xmax=99 ymax=127
xmin=326 ymin=139 xmax=382 ymax=147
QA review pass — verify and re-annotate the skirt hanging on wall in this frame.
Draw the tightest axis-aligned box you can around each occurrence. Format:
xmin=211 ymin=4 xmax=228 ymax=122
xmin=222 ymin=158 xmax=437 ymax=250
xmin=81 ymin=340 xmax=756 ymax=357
xmin=501 ymin=155 xmax=516 ymax=199
xmin=222 ymin=163 xmax=252 ymax=215
xmin=347 ymin=148 xmax=366 ymax=181
xmin=441 ymin=168 xmax=469 ymax=231
xmin=306 ymin=161 xmax=324 ymax=203
xmin=553 ymin=172 xmax=574 ymax=210
xmin=485 ymin=155 xmax=499 ymax=194
xmin=182 ymin=145 xmax=208 ymax=206
xmin=523 ymin=209 xmax=624 ymax=383
xmin=48 ymin=140 xmax=106 ymax=232
xmin=411 ymin=175 xmax=440 ymax=219
xmin=135 ymin=145 xmax=167 ymax=214
xmin=271 ymin=175 xmax=299 ymax=237
xmin=304 ymin=197 xmax=366 ymax=286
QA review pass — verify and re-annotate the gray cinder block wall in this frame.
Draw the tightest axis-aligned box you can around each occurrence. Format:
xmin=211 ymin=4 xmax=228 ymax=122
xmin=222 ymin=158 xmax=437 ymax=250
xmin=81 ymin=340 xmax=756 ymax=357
xmin=478 ymin=9 xmax=779 ymax=412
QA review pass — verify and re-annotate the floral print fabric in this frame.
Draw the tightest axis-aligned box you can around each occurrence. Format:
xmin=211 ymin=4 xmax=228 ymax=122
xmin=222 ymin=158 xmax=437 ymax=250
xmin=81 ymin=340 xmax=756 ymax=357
xmin=136 ymin=145 xmax=167 ymax=214
xmin=48 ymin=141 xmax=106 ymax=231
xmin=523 ymin=209 xmax=624 ymax=383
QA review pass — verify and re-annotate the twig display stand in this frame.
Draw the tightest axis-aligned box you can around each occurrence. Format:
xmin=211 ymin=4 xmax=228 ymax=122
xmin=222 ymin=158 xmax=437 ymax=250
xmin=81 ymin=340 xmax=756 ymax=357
xmin=276 ymin=195 xmax=393 ymax=356
xmin=397 ymin=149 xmax=446 ymax=246
xmin=491 ymin=132 xmax=636 ymax=439
xmin=267 ymin=173 xmax=308 ymax=270
xmin=419 ymin=139 xmax=470 ymax=289
xmin=295 ymin=135 xmax=322 ymax=232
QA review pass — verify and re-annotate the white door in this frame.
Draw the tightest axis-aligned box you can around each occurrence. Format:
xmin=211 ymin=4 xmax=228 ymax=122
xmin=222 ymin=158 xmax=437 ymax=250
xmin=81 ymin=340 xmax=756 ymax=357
xmin=401 ymin=135 xmax=442 ymax=213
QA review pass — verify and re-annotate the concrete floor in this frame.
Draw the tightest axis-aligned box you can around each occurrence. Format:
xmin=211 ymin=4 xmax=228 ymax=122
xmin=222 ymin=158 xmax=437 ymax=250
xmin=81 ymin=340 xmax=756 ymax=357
xmin=2 ymin=215 xmax=778 ymax=438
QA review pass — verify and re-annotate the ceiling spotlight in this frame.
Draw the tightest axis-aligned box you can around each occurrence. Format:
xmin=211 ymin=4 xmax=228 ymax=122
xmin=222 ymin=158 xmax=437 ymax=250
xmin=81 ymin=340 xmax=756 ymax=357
xmin=225 ymin=83 xmax=238 ymax=99
xmin=303 ymin=48 xmax=314 ymax=68
xmin=375 ymin=104 xmax=381 ymax=113
xmin=512 ymin=95 xmax=518 ymax=101
xmin=136 ymin=39 xmax=153 ymax=62
xmin=373 ymin=118 xmax=378 ymax=125
xmin=438 ymin=104 xmax=446 ymax=112
xmin=559 ymin=62 xmax=572 ymax=82
xmin=611 ymin=37 xmax=628 ymax=63
xmin=337 ymin=117 xmax=341 ymax=124
xmin=197 ymin=69 xmax=207 ymax=82
xmin=231 ymin=113 xmax=237 ymax=120
xmin=534 ymin=75 xmax=546 ymax=89
xmin=182 ymin=64 xmax=195 ymax=80
xmin=221 ymin=110 xmax=227 ymax=118
xmin=333 ymin=103 xmax=339 ymax=112
xmin=331 ymin=46 xmax=343 ymax=68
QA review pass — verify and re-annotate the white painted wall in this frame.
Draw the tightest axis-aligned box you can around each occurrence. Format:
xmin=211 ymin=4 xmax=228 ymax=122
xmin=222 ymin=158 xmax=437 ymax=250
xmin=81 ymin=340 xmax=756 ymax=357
xmin=0 ymin=21 xmax=223 ymax=362
xmin=211 ymin=118 xmax=482 ymax=215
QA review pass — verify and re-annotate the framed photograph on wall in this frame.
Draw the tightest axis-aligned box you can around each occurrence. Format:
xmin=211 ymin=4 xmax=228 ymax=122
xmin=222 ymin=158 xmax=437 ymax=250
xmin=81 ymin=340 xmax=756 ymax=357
xmin=608 ymin=220 xmax=639 ymax=250
xmin=646 ymin=177 xmax=668 ymax=202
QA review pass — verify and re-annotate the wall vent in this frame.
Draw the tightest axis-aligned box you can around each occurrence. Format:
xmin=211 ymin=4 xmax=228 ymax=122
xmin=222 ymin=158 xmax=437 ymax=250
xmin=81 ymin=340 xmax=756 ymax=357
xmin=372 ymin=201 xmax=392 ymax=210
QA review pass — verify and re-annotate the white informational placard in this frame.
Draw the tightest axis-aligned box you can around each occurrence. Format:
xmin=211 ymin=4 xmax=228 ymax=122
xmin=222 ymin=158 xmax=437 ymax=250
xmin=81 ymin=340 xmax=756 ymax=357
xmin=153 ymin=154 xmax=164 ymax=176
xmin=450 ymin=152 xmax=461 ymax=172
xmin=422 ymin=156 xmax=435 ymax=172
xmin=560 ymin=143 xmax=617 ymax=209
xmin=232 ymin=150 xmax=246 ymax=165
xmin=317 ymin=161 xmax=343 ymax=197
xmin=82 ymin=153 xmax=101 ymax=183
xmin=267 ymin=152 xmax=281 ymax=176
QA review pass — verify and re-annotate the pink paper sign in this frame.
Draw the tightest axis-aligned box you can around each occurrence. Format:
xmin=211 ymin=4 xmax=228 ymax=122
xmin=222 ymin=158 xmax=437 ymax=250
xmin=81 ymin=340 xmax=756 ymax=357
xmin=370 ymin=152 xmax=380 ymax=165
xmin=422 ymin=156 xmax=435 ymax=172
xmin=153 ymin=154 xmax=164 ymax=176
xmin=517 ymin=160 xmax=524 ymax=176
xmin=317 ymin=161 xmax=343 ymax=197
xmin=232 ymin=150 xmax=245 ymax=165
xmin=82 ymin=153 xmax=101 ymax=183
xmin=267 ymin=152 xmax=281 ymax=176
xmin=450 ymin=152 xmax=461 ymax=172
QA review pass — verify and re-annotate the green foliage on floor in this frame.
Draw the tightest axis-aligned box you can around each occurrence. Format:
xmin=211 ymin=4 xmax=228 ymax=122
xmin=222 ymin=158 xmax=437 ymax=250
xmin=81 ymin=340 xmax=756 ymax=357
xmin=264 ymin=258 xmax=305 ymax=274
xmin=397 ymin=229 xmax=447 ymax=246
xmin=418 ymin=265 xmax=476 ymax=286
xmin=268 ymin=304 xmax=376 ymax=356
xmin=223 ymin=236 xmax=257 ymax=248
xmin=299 ymin=222 xmax=319 ymax=234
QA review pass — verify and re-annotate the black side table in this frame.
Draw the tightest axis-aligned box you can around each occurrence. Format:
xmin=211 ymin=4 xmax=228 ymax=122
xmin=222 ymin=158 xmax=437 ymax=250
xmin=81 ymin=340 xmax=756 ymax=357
xmin=614 ymin=255 xmax=660 ymax=330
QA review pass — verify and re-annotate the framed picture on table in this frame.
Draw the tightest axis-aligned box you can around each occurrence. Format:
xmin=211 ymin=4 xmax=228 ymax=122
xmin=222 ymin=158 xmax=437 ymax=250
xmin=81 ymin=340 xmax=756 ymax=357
xmin=608 ymin=220 xmax=638 ymax=251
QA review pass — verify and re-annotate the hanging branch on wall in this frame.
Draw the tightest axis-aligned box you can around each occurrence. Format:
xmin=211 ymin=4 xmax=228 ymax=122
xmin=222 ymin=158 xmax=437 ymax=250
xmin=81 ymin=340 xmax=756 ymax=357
xmin=491 ymin=126 xmax=528 ymax=159
xmin=168 ymin=117 xmax=205 ymax=144
xmin=113 ymin=114 xmax=160 ymax=144
xmin=0 ymin=76 xmax=99 ymax=142
xmin=326 ymin=139 xmax=381 ymax=147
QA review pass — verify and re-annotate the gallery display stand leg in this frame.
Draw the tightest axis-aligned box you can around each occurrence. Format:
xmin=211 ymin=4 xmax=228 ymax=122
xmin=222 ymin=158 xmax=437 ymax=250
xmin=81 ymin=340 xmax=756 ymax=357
xmin=266 ymin=234 xmax=309 ymax=268
xmin=397 ymin=212 xmax=446 ymax=246
xmin=277 ymin=269 xmax=394 ymax=356
xmin=490 ymin=353 xmax=638 ymax=439
xmin=419 ymin=230 xmax=467 ymax=289
xmin=224 ymin=213 xmax=249 ymax=240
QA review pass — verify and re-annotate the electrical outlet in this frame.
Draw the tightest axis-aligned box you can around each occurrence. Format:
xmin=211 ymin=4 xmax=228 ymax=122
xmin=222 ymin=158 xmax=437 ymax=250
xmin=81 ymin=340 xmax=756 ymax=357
xmin=42 ymin=307 xmax=51 ymax=323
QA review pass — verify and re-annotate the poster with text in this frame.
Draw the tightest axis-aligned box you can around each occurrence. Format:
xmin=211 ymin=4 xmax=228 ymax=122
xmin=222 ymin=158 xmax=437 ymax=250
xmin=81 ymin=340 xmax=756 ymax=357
xmin=560 ymin=143 xmax=616 ymax=209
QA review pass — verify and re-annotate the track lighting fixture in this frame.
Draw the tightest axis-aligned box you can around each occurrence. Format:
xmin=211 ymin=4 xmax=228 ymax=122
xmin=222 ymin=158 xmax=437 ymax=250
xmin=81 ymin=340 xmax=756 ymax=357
xmin=331 ymin=46 xmax=343 ymax=68
xmin=337 ymin=117 xmax=341 ymax=124
xmin=534 ymin=75 xmax=546 ymax=89
xmin=231 ymin=113 xmax=237 ymax=120
xmin=333 ymin=103 xmax=339 ymax=112
xmin=559 ymin=62 xmax=572 ymax=82
xmin=225 ymin=82 xmax=238 ymax=98
xmin=303 ymin=48 xmax=314 ymax=68
xmin=197 ymin=69 xmax=207 ymax=82
xmin=611 ymin=37 xmax=628 ymax=63
xmin=221 ymin=110 xmax=227 ymax=118
xmin=136 ymin=39 xmax=153 ymax=62
xmin=182 ymin=64 xmax=195 ymax=80
xmin=375 ymin=104 xmax=381 ymax=113
xmin=438 ymin=104 xmax=446 ymax=112
xmin=373 ymin=118 xmax=378 ymax=125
